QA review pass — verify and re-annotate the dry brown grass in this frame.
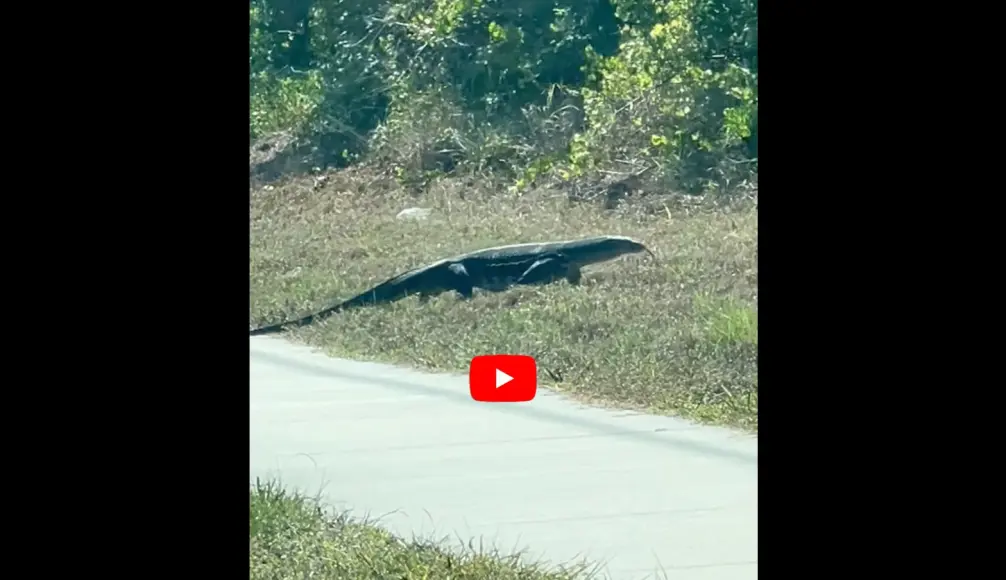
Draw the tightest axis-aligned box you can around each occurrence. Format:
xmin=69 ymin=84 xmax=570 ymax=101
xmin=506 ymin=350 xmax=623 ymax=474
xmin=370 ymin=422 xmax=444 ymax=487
xmin=250 ymin=166 xmax=758 ymax=431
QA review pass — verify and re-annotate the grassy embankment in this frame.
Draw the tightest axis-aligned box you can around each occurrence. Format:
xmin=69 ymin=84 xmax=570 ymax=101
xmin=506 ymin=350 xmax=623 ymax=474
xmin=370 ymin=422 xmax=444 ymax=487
xmin=249 ymin=165 xmax=757 ymax=430
xmin=250 ymin=479 xmax=603 ymax=580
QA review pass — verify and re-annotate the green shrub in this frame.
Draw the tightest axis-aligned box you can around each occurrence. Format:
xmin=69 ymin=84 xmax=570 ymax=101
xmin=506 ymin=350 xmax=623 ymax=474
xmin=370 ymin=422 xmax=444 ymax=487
xmin=568 ymin=0 xmax=757 ymax=193
xmin=248 ymin=0 xmax=757 ymax=194
xmin=250 ymin=0 xmax=326 ymax=139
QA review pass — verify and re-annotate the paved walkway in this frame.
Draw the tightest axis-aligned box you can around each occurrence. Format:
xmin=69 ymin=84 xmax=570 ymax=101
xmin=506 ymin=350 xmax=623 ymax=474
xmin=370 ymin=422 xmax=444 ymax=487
xmin=250 ymin=336 xmax=758 ymax=580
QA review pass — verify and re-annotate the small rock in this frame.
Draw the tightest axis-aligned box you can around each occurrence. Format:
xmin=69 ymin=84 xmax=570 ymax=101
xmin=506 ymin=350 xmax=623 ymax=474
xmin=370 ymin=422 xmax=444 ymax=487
xmin=396 ymin=207 xmax=432 ymax=221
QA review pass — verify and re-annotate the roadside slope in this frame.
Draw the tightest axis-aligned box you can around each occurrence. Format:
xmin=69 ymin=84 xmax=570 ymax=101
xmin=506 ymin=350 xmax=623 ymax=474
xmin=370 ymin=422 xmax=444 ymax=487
xmin=250 ymin=171 xmax=758 ymax=430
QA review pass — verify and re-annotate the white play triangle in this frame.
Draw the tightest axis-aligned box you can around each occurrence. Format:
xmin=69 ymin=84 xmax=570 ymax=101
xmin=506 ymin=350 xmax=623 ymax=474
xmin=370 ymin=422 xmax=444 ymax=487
xmin=495 ymin=368 xmax=513 ymax=389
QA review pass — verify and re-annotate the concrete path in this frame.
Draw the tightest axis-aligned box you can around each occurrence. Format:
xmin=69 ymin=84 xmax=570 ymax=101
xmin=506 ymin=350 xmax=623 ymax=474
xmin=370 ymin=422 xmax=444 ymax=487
xmin=250 ymin=336 xmax=758 ymax=580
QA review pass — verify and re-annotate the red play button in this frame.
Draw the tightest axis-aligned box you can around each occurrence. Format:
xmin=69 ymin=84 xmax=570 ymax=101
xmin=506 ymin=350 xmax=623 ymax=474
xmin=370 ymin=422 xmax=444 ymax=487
xmin=469 ymin=355 xmax=537 ymax=402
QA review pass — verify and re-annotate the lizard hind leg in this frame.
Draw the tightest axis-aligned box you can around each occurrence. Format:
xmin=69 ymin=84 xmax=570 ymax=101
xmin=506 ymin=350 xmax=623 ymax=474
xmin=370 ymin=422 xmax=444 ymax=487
xmin=564 ymin=265 xmax=582 ymax=285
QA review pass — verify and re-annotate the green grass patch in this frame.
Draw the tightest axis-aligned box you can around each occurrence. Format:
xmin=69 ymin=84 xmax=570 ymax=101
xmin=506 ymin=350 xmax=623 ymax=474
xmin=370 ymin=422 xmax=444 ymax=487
xmin=692 ymin=293 xmax=758 ymax=348
xmin=250 ymin=167 xmax=758 ymax=431
xmin=250 ymin=479 xmax=599 ymax=580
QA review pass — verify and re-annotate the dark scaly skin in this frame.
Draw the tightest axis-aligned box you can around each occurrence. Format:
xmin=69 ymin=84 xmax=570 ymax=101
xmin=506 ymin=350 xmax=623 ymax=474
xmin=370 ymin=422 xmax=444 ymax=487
xmin=249 ymin=260 xmax=460 ymax=336
xmin=249 ymin=236 xmax=654 ymax=336
xmin=248 ymin=254 xmax=577 ymax=336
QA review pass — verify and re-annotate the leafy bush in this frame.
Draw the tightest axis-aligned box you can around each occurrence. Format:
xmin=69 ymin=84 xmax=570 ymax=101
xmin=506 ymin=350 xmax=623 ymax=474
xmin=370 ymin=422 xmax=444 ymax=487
xmin=570 ymin=0 xmax=758 ymax=193
xmin=248 ymin=0 xmax=757 ymax=194
xmin=250 ymin=0 xmax=326 ymax=139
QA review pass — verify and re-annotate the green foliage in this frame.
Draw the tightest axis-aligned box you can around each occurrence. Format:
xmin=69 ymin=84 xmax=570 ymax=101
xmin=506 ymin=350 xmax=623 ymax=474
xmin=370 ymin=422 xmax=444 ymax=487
xmin=380 ymin=0 xmax=617 ymax=113
xmin=569 ymin=0 xmax=758 ymax=193
xmin=364 ymin=0 xmax=618 ymax=185
xmin=249 ymin=0 xmax=326 ymax=139
xmin=250 ymin=70 xmax=325 ymax=138
xmin=302 ymin=0 xmax=391 ymax=164
xmin=249 ymin=0 xmax=757 ymax=194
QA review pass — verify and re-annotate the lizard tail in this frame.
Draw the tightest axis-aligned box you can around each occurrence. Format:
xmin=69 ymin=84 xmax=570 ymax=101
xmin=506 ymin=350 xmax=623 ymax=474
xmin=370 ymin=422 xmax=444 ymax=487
xmin=249 ymin=322 xmax=290 ymax=336
xmin=249 ymin=302 xmax=348 ymax=336
xmin=249 ymin=278 xmax=410 ymax=336
xmin=248 ymin=315 xmax=311 ymax=336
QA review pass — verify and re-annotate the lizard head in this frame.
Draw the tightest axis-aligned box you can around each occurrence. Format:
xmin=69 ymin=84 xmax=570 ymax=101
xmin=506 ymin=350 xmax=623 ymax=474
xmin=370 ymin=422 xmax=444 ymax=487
xmin=581 ymin=235 xmax=657 ymax=263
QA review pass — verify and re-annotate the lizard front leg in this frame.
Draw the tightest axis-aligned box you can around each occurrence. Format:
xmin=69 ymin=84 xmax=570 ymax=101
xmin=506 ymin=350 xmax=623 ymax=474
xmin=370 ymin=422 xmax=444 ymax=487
xmin=447 ymin=262 xmax=475 ymax=298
